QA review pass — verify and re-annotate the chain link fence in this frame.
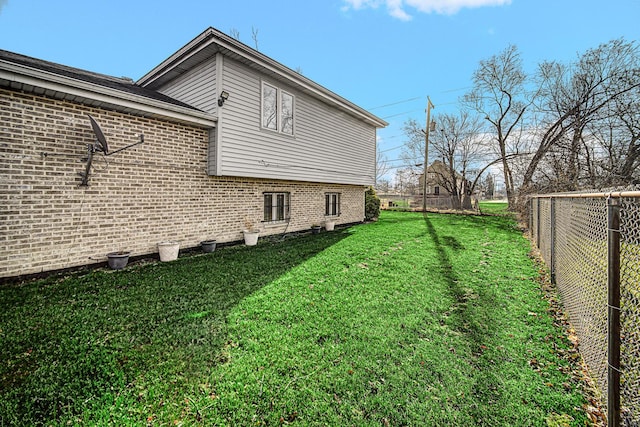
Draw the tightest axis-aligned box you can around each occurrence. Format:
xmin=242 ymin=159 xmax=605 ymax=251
xmin=380 ymin=195 xmax=480 ymax=212
xmin=530 ymin=192 xmax=640 ymax=427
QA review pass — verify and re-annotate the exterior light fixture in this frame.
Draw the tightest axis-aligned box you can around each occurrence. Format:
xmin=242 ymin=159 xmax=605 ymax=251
xmin=218 ymin=90 xmax=229 ymax=107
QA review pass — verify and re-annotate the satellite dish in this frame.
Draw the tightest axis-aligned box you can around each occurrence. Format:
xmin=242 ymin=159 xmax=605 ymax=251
xmin=79 ymin=115 xmax=145 ymax=186
xmin=87 ymin=114 xmax=109 ymax=154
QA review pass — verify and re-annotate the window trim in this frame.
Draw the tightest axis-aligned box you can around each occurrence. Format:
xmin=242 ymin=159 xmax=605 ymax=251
xmin=261 ymin=81 xmax=295 ymax=136
xmin=325 ymin=192 xmax=341 ymax=217
xmin=261 ymin=82 xmax=278 ymax=131
xmin=263 ymin=191 xmax=291 ymax=223
xmin=280 ymin=89 xmax=295 ymax=135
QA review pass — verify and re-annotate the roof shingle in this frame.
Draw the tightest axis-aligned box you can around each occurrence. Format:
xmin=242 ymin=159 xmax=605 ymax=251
xmin=0 ymin=49 xmax=201 ymax=111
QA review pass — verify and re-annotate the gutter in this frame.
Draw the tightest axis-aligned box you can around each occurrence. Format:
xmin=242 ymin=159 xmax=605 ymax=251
xmin=0 ymin=60 xmax=218 ymax=128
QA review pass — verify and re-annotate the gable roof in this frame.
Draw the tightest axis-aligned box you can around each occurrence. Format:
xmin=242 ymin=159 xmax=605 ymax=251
xmin=137 ymin=27 xmax=388 ymax=129
xmin=0 ymin=49 xmax=217 ymax=127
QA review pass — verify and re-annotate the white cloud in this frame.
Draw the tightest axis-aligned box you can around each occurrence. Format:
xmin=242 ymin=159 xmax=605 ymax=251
xmin=387 ymin=0 xmax=413 ymax=20
xmin=342 ymin=0 xmax=511 ymax=19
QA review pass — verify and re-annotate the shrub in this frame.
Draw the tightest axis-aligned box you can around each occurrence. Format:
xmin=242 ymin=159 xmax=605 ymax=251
xmin=365 ymin=186 xmax=380 ymax=220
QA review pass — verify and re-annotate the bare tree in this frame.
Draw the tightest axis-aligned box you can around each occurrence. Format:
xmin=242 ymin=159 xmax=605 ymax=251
xmin=251 ymin=26 xmax=259 ymax=51
xmin=428 ymin=111 xmax=488 ymax=208
xmin=482 ymin=174 xmax=495 ymax=199
xmin=463 ymin=45 xmax=530 ymax=208
xmin=376 ymin=178 xmax=391 ymax=193
xmin=609 ymin=82 xmax=640 ymax=184
xmin=401 ymin=111 xmax=492 ymax=209
xmin=376 ymin=140 xmax=391 ymax=187
xmin=395 ymin=168 xmax=420 ymax=193
xmin=523 ymin=38 xmax=640 ymax=192
xmin=229 ymin=26 xmax=260 ymax=52
xmin=586 ymin=56 xmax=640 ymax=187
xmin=400 ymin=118 xmax=427 ymax=176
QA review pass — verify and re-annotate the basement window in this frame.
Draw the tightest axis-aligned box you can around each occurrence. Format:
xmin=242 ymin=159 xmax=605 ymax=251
xmin=325 ymin=193 xmax=341 ymax=216
xmin=264 ymin=192 xmax=290 ymax=222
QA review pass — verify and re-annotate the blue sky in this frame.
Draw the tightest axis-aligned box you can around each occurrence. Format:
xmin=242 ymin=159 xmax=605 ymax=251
xmin=1 ymin=0 xmax=639 ymax=183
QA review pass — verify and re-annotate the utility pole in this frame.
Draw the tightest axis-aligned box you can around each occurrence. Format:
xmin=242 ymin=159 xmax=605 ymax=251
xmin=422 ymin=97 xmax=435 ymax=212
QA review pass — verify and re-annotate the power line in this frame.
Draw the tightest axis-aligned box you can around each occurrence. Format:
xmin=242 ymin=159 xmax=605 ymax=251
xmin=378 ymin=144 xmax=406 ymax=153
xmin=368 ymin=96 xmax=422 ymax=110
xmin=385 ymin=159 xmax=412 ymax=163
xmin=385 ymin=163 xmax=424 ymax=171
xmin=381 ymin=109 xmax=424 ymax=119
xmin=431 ymin=101 xmax=459 ymax=107
xmin=439 ymin=86 xmax=471 ymax=94
xmin=370 ymin=87 xmax=472 ymax=110
xmin=367 ymin=93 xmax=458 ymax=113
xmin=367 ymin=87 xmax=470 ymax=113
xmin=377 ymin=134 xmax=403 ymax=141
xmin=378 ymin=101 xmax=464 ymax=120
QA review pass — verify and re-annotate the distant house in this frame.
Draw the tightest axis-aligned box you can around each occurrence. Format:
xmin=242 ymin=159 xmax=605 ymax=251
xmin=417 ymin=160 xmax=475 ymax=210
xmin=418 ymin=160 xmax=456 ymax=197
xmin=0 ymin=27 xmax=387 ymax=279
xmin=377 ymin=192 xmax=409 ymax=209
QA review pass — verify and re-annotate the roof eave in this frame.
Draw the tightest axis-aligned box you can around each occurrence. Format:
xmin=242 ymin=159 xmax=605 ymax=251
xmin=0 ymin=60 xmax=218 ymax=128
xmin=138 ymin=27 xmax=388 ymax=129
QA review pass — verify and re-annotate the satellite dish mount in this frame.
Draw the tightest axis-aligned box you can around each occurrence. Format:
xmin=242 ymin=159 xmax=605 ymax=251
xmin=79 ymin=114 xmax=144 ymax=186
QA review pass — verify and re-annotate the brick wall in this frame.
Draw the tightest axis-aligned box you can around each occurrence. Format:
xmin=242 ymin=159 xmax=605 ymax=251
xmin=0 ymin=89 xmax=366 ymax=278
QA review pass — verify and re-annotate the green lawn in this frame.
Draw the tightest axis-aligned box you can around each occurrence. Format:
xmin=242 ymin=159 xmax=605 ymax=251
xmin=478 ymin=200 xmax=511 ymax=216
xmin=1 ymin=211 xmax=589 ymax=426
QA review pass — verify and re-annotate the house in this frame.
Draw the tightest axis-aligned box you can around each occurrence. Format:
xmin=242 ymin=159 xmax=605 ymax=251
xmin=0 ymin=27 xmax=387 ymax=279
xmin=418 ymin=160 xmax=455 ymax=197
xmin=416 ymin=160 xmax=475 ymax=210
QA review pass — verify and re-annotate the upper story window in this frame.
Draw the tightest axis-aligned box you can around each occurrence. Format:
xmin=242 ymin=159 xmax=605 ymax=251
xmin=262 ymin=82 xmax=294 ymax=135
xmin=264 ymin=192 xmax=290 ymax=222
xmin=325 ymin=193 xmax=341 ymax=216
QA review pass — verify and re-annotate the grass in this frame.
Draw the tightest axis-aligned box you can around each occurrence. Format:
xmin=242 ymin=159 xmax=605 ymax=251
xmin=0 ymin=211 xmax=589 ymax=426
xmin=478 ymin=200 xmax=511 ymax=216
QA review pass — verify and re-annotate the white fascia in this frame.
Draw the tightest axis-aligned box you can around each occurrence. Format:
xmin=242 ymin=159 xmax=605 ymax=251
xmin=138 ymin=28 xmax=387 ymax=129
xmin=0 ymin=60 xmax=217 ymax=128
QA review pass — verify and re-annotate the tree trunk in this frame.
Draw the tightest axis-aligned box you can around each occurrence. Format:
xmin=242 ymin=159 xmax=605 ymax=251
xmin=566 ymin=123 xmax=583 ymax=191
xmin=620 ymin=135 xmax=640 ymax=183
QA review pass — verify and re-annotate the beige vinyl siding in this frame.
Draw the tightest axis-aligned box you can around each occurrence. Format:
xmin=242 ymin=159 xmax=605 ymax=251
xmin=156 ymin=56 xmax=217 ymax=113
xmin=218 ymin=57 xmax=376 ymax=186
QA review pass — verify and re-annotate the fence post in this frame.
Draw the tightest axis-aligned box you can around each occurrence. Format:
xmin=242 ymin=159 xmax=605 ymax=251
xmin=607 ymin=196 xmax=621 ymax=427
xmin=550 ymin=197 xmax=556 ymax=284
xmin=536 ymin=197 xmax=541 ymax=248
xmin=529 ymin=198 xmax=533 ymax=239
